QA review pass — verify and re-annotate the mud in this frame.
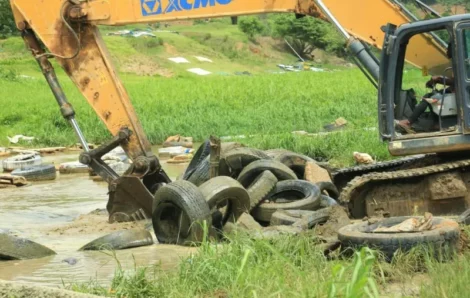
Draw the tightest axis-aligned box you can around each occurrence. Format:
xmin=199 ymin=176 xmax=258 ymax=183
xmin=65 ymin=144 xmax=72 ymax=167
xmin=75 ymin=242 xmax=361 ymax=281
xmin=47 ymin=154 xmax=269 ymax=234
xmin=0 ymin=146 xmax=194 ymax=287
xmin=121 ymin=57 xmax=173 ymax=77
xmin=43 ymin=213 xmax=145 ymax=236
xmin=428 ymin=172 xmax=467 ymax=200
xmin=0 ymin=279 xmax=101 ymax=298
xmin=314 ymin=205 xmax=351 ymax=238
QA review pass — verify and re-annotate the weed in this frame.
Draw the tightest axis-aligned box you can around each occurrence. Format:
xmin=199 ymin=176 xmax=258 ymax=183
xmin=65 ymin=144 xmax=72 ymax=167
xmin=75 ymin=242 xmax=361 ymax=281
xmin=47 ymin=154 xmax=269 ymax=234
xmin=0 ymin=68 xmax=17 ymax=81
xmin=203 ymin=32 xmax=212 ymax=41
xmin=329 ymin=247 xmax=382 ymax=298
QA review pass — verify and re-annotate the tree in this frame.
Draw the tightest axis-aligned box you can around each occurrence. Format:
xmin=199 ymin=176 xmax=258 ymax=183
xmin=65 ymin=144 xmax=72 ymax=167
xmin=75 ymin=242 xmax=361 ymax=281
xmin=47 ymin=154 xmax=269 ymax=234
xmin=0 ymin=0 xmax=16 ymax=39
xmin=238 ymin=17 xmax=264 ymax=39
xmin=273 ymin=14 xmax=345 ymax=58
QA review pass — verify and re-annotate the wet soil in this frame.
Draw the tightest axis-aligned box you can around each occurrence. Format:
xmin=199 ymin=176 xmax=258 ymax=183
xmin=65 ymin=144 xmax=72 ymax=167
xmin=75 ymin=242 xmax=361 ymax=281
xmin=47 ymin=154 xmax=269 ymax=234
xmin=0 ymin=146 xmax=194 ymax=287
xmin=314 ymin=205 xmax=351 ymax=238
xmin=43 ymin=213 xmax=144 ymax=236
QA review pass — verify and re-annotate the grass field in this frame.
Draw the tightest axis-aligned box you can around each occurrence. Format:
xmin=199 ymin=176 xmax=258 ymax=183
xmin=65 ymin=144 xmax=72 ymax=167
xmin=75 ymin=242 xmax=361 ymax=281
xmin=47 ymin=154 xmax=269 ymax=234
xmin=0 ymin=68 xmax=387 ymax=166
xmin=0 ymin=21 xmax=394 ymax=167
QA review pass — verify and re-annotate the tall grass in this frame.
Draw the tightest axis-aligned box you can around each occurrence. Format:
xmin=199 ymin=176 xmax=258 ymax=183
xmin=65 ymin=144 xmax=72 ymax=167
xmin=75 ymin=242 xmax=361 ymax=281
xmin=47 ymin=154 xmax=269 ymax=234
xmin=68 ymin=233 xmax=383 ymax=298
xmin=0 ymin=69 xmax=385 ymax=165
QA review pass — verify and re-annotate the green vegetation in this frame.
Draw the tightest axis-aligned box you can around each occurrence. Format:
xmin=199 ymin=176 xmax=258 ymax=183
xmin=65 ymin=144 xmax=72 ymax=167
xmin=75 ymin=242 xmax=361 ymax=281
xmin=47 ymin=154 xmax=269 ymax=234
xmin=0 ymin=0 xmax=16 ymax=39
xmin=238 ymin=16 xmax=265 ymax=39
xmin=0 ymin=65 xmax=386 ymax=166
xmin=67 ymin=234 xmax=383 ymax=298
xmin=66 ymin=229 xmax=470 ymax=298
xmin=0 ymin=16 xmax=433 ymax=167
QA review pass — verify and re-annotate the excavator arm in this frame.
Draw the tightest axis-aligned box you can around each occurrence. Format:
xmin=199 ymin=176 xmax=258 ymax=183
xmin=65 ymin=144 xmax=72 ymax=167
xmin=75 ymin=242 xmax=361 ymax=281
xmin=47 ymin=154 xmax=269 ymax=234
xmin=8 ymin=0 xmax=448 ymax=222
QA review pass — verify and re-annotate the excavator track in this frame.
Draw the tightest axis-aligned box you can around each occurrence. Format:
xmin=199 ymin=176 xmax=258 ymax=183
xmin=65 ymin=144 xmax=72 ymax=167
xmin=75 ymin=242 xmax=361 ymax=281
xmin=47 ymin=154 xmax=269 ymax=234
xmin=331 ymin=154 xmax=434 ymax=191
xmin=332 ymin=155 xmax=427 ymax=176
xmin=339 ymin=158 xmax=470 ymax=218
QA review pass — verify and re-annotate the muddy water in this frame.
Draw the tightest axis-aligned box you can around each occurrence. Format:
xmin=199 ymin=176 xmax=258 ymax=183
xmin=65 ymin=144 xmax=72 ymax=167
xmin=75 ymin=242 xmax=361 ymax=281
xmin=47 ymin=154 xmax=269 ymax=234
xmin=0 ymin=146 xmax=194 ymax=287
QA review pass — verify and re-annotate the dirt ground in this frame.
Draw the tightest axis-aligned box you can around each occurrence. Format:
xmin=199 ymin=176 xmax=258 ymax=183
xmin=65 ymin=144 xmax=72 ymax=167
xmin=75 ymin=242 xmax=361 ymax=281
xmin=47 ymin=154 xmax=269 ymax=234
xmin=42 ymin=211 xmax=148 ymax=236
xmin=121 ymin=57 xmax=173 ymax=77
xmin=315 ymin=205 xmax=351 ymax=238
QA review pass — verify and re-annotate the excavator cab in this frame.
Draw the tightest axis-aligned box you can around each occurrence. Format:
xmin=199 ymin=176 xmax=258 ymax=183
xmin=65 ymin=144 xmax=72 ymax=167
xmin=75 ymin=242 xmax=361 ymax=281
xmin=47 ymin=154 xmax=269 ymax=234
xmin=379 ymin=15 xmax=470 ymax=157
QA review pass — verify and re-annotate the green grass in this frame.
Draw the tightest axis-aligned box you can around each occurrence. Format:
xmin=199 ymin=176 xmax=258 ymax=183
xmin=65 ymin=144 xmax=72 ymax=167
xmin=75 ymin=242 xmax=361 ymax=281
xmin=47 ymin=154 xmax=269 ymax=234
xmin=0 ymin=68 xmax=386 ymax=166
xmin=0 ymin=21 xmax=428 ymax=169
xmin=66 ymin=233 xmax=383 ymax=298
xmin=65 ymin=228 xmax=470 ymax=298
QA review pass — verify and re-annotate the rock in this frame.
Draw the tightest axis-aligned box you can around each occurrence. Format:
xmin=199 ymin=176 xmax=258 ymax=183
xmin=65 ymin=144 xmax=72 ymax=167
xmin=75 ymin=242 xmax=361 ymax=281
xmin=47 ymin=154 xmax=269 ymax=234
xmin=62 ymin=257 xmax=78 ymax=265
xmin=0 ymin=233 xmax=56 ymax=260
xmin=0 ymin=280 xmax=100 ymax=298
xmin=304 ymin=161 xmax=332 ymax=184
xmin=79 ymin=229 xmax=153 ymax=251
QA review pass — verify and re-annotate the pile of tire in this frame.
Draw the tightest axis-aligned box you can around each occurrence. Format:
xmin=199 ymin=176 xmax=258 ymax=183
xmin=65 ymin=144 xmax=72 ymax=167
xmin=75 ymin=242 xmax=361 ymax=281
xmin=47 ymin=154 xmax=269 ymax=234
xmin=151 ymin=141 xmax=339 ymax=246
xmin=2 ymin=152 xmax=56 ymax=182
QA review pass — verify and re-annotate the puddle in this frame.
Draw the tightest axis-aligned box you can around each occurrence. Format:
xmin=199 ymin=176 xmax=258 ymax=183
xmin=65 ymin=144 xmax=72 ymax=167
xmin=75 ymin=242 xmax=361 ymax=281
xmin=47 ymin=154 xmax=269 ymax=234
xmin=0 ymin=145 xmax=196 ymax=287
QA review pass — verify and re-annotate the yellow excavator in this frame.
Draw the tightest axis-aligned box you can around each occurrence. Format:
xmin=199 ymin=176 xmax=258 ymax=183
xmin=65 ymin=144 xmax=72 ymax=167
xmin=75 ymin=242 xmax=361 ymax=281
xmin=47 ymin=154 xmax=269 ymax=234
xmin=8 ymin=0 xmax=467 ymax=221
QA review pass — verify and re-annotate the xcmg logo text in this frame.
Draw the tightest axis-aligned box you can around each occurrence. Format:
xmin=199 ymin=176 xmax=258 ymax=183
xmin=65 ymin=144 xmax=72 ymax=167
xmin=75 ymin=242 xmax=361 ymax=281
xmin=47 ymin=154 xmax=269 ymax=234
xmin=141 ymin=0 xmax=233 ymax=16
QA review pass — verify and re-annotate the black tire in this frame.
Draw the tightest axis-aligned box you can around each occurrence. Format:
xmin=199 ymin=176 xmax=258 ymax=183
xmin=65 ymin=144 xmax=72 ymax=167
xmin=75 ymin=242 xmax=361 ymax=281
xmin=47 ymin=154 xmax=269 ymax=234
xmin=338 ymin=217 xmax=460 ymax=261
xmin=458 ymin=208 xmax=470 ymax=225
xmin=274 ymin=152 xmax=314 ymax=179
xmin=0 ymin=234 xmax=56 ymax=260
xmin=293 ymin=207 xmax=330 ymax=229
xmin=270 ymin=209 xmax=314 ymax=226
xmin=182 ymin=140 xmax=211 ymax=180
xmin=316 ymin=181 xmax=339 ymax=200
xmin=319 ymin=195 xmax=338 ymax=208
xmin=79 ymin=229 xmax=153 ymax=251
xmin=187 ymin=155 xmax=210 ymax=186
xmin=199 ymin=176 xmax=250 ymax=227
xmin=11 ymin=164 xmax=57 ymax=181
xmin=152 ymin=181 xmax=211 ymax=246
xmin=247 ymin=170 xmax=278 ymax=210
xmin=237 ymin=160 xmax=297 ymax=188
xmin=251 ymin=180 xmax=321 ymax=223
xmin=220 ymin=147 xmax=270 ymax=176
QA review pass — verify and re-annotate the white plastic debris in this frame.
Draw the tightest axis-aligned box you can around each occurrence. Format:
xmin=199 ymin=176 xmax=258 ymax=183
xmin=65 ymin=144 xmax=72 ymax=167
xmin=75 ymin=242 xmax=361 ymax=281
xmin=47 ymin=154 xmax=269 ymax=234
xmin=131 ymin=31 xmax=156 ymax=38
xmin=353 ymin=152 xmax=374 ymax=164
xmin=158 ymin=146 xmax=192 ymax=157
xmin=168 ymin=57 xmax=190 ymax=63
xmin=7 ymin=135 xmax=35 ymax=144
xmin=2 ymin=153 xmax=42 ymax=172
xmin=373 ymin=213 xmax=433 ymax=233
xmin=194 ymin=56 xmax=213 ymax=62
xmin=187 ymin=68 xmax=211 ymax=75
xmin=59 ymin=161 xmax=89 ymax=174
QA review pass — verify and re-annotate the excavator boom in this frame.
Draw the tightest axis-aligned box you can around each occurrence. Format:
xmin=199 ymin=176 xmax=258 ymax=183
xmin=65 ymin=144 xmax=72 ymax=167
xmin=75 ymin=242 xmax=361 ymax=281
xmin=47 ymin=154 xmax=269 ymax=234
xmin=8 ymin=0 xmax=449 ymax=221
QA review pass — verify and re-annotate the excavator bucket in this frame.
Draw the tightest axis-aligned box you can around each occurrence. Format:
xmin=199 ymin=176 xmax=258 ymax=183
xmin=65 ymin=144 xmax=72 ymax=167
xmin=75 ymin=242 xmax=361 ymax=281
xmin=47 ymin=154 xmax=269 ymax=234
xmin=107 ymin=169 xmax=171 ymax=223
xmin=107 ymin=176 xmax=154 ymax=223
